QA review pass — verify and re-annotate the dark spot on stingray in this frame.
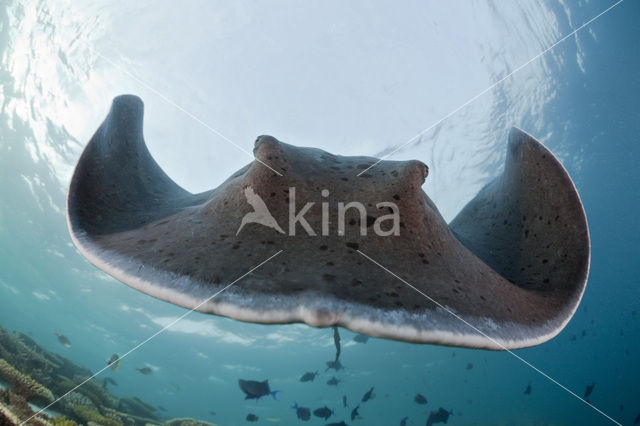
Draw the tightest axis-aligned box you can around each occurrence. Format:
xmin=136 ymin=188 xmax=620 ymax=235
xmin=341 ymin=177 xmax=348 ymax=181
xmin=323 ymin=274 xmax=336 ymax=283
xmin=319 ymin=245 xmax=328 ymax=251
xmin=346 ymin=242 xmax=359 ymax=250
xmin=326 ymin=261 xmax=334 ymax=266
xmin=351 ymin=279 xmax=362 ymax=287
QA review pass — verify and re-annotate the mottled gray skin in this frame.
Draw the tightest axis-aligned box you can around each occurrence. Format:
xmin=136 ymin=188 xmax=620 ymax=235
xmin=67 ymin=95 xmax=590 ymax=350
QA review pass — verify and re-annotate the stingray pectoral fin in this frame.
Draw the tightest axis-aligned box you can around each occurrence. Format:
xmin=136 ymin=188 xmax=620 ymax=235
xmin=67 ymin=94 xmax=208 ymax=238
xmin=67 ymin=95 xmax=219 ymax=307
xmin=449 ymin=127 xmax=590 ymax=343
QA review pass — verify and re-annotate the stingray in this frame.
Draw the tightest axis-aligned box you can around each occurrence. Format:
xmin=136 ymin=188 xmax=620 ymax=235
xmin=66 ymin=95 xmax=590 ymax=350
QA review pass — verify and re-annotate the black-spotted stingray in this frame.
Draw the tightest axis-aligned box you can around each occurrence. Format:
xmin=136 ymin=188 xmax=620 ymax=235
xmin=67 ymin=95 xmax=590 ymax=350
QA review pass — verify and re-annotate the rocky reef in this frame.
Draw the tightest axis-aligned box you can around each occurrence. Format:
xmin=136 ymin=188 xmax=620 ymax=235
xmin=0 ymin=325 xmax=213 ymax=426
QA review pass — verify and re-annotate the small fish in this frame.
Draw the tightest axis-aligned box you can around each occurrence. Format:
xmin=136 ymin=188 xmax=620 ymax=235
xmin=327 ymin=376 xmax=341 ymax=386
xmin=584 ymin=382 xmax=595 ymax=400
xmin=466 ymin=363 xmax=473 ymax=370
xmin=209 ymin=411 xmax=216 ymax=416
xmin=238 ymin=379 xmax=280 ymax=400
xmin=414 ymin=393 xmax=427 ymax=405
xmin=400 ymin=417 xmax=408 ymax=426
xmin=300 ymin=371 xmax=319 ymax=382
xmin=426 ymin=407 xmax=452 ymax=426
xmin=55 ymin=332 xmax=71 ymax=348
xmin=350 ymin=404 xmax=360 ymax=421
xmin=523 ymin=382 xmax=532 ymax=395
xmin=246 ymin=413 xmax=259 ymax=422
xmin=361 ymin=387 xmax=375 ymax=402
xmin=313 ymin=405 xmax=333 ymax=420
xmin=106 ymin=353 xmax=120 ymax=371
xmin=292 ymin=402 xmax=311 ymax=421
xmin=136 ymin=366 xmax=153 ymax=375
xmin=326 ymin=360 xmax=345 ymax=372
xmin=353 ymin=333 xmax=369 ymax=343
xmin=570 ymin=334 xmax=577 ymax=341
xmin=170 ymin=382 xmax=180 ymax=392
xmin=342 ymin=395 xmax=348 ymax=408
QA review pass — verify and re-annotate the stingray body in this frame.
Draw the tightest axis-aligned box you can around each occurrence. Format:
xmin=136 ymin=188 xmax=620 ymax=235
xmin=67 ymin=95 xmax=590 ymax=350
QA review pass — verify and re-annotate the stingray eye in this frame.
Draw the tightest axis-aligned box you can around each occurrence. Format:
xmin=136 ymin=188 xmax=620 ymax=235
xmin=403 ymin=160 xmax=429 ymax=184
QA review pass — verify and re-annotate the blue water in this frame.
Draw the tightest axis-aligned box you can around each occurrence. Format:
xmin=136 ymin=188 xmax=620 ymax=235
xmin=1 ymin=1 xmax=639 ymax=425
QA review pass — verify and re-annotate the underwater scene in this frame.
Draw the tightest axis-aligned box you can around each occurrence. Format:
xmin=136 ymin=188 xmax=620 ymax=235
xmin=0 ymin=1 xmax=639 ymax=425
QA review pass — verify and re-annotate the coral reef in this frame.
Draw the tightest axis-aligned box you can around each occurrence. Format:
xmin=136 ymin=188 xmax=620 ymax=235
xmin=0 ymin=400 xmax=21 ymax=425
xmin=50 ymin=416 xmax=78 ymax=426
xmin=165 ymin=419 xmax=217 ymax=426
xmin=0 ymin=391 xmax=52 ymax=425
xmin=0 ymin=358 xmax=54 ymax=403
xmin=58 ymin=391 xmax=96 ymax=412
xmin=0 ymin=323 xmax=214 ymax=426
xmin=118 ymin=397 xmax=157 ymax=420
xmin=72 ymin=404 xmax=122 ymax=426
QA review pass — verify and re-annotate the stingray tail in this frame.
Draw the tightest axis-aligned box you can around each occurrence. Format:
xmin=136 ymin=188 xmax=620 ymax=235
xmin=271 ymin=390 xmax=281 ymax=400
